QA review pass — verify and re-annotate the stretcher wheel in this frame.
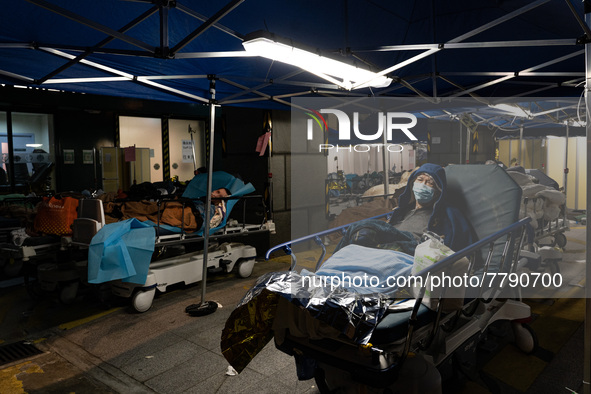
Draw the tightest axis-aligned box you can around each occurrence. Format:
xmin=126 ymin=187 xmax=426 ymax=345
xmin=237 ymin=258 xmax=255 ymax=278
xmin=132 ymin=288 xmax=155 ymax=313
xmin=512 ymin=322 xmax=538 ymax=355
xmin=59 ymin=281 xmax=79 ymax=305
xmin=553 ymin=233 xmax=567 ymax=248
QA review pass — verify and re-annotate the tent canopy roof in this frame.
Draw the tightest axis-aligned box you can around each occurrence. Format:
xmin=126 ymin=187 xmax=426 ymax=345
xmin=0 ymin=0 xmax=586 ymax=109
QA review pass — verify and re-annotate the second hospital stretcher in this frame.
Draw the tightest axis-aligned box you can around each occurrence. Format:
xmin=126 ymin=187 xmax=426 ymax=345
xmin=22 ymin=171 xmax=274 ymax=311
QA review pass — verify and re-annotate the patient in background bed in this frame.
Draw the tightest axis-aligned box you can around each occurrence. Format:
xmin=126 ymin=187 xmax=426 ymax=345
xmin=102 ymin=187 xmax=232 ymax=232
xmin=195 ymin=187 xmax=231 ymax=229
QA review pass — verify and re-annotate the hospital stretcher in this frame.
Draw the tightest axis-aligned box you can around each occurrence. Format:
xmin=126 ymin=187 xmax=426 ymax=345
xmin=105 ymin=196 xmax=272 ymax=313
xmin=0 ymin=196 xmax=66 ymax=284
xmin=70 ymin=172 xmax=275 ymax=312
xmin=0 ymin=195 xmax=96 ymax=304
xmin=520 ymin=197 xmax=567 ymax=276
xmin=511 ymin=168 xmax=569 ymax=248
xmin=507 ymin=168 xmax=568 ymax=275
xmin=528 ymin=198 xmax=569 ymax=249
xmin=223 ymin=164 xmax=539 ymax=393
xmin=3 ymin=196 xmax=103 ymax=303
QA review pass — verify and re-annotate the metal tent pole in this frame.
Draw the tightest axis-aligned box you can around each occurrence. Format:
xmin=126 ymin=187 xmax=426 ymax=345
xmin=200 ymin=102 xmax=216 ymax=302
xmin=584 ymin=1 xmax=591 ymax=392
xmin=265 ymin=112 xmax=274 ymax=220
xmin=186 ymin=78 xmax=218 ymax=316
xmin=519 ymin=124 xmax=524 ymax=166
xmin=565 ymin=124 xmax=569 ymax=201
xmin=382 ymin=131 xmax=390 ymax=199
xmin=459 ymin=122 xmax=463 ymax=164
xmin=563 ymin=126 xmax=569 ymax=227
xmin=466 ymin=123 xmax=471 ymax=163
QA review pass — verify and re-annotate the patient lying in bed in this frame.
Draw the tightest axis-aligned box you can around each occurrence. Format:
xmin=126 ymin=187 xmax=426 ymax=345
xmin=220 ymin=163 xmax=478 ymax=373
xmin=336 ymin=163 xmax=474 ymax=255
xmin=102 ymin=187 xmax=231 ymax=233
xmin=194 ymin=187 xmax=231 ymax=229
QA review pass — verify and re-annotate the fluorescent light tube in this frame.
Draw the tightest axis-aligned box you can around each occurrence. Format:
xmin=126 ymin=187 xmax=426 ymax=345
xmin=489 ymin=104 xmax=532 ymax=118
xmin=243 ymin=34 xmax=392 ymax=90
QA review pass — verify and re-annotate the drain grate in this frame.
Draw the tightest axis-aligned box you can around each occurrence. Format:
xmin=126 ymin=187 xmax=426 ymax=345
xmin=0 ymin=341 xmax=43 ymax=366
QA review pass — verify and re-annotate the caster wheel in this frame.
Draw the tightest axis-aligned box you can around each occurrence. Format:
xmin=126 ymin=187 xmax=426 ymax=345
xmin=132 ymin=288 xmax=155 ymax=313
xmin=512 ymin=322 xmax=538 ymax=354
xmin=554 ymin=233 xmax=567 ymax=248
xmin=60 ymin=281 xmax=79 ymax=305
xmin=237 ymin=259 xmax=255 ymax=278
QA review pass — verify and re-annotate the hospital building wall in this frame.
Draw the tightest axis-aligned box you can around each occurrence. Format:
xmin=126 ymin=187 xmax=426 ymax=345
xmin=426 ymin=120 xmax=495 ymax=165
xmin=268 ymin=110 xmax=292 ymax=246
xmin=218 ymin=105 xmax=328 ymax=248
xmin=288 ymin=108 xmax=329 ymax=248
xmin=0 ymin=86 xmax=216 ymax=192
xmin=497 ymin=139 xmax=545 ymax=170
xmin=213 ymin=106 xmax=303 ymax=248
xmin=54 ymin=109 xmax=116 ymax=192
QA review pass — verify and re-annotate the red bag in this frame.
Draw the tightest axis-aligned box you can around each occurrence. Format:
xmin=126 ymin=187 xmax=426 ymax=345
xmin=34 ymin=196 xmax=79 ymax=235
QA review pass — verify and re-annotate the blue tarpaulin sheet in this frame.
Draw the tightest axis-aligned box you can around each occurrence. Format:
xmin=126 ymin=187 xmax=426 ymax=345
xmin=88 ymin=218 xmax=155 ymax=285
xmin=182 ymin=171 xmax=255 ymax=235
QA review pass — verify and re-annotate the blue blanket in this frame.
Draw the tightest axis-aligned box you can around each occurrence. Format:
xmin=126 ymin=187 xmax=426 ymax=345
xmin=307 ymin=244 xmax=414 ymax=294
xmin=221 ymin=245 xmax=415 ymax=373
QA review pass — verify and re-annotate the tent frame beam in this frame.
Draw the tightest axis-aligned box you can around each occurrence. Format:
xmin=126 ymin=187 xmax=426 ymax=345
xmin=170 ymin=0 xmax=245 ymax=54
xmin=566 ymin=0 xmax=591 ymax=39
xmin=176 ymin=2 xmax=245 ymax=41
xmin=448 ymin=49 xmax=585 ymax=97
xmin=354 ymin=39 xmax=576 ymax=53
xmin=36 ymin=5 xmax=160 ymax=85
xmin=40 ymin=47 xmax=210 ymax=103
xmin=159 ymin=3 xmax=170 ymax=57
xmin=351 ymin=0 xmax=552 ymax=89
xmin=26 ymin=0 xmax=156 ymax=52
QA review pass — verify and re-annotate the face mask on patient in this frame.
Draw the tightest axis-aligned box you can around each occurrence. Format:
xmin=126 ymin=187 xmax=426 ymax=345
xmin=413 ymin=182 xmax=435 ymax=204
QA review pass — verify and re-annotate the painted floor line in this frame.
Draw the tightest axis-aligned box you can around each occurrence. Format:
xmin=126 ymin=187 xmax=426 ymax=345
xmin=58 ymin=307 xmax=122 ymax=331
xmin=565 ymin=238 xmax=586 ymax=245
